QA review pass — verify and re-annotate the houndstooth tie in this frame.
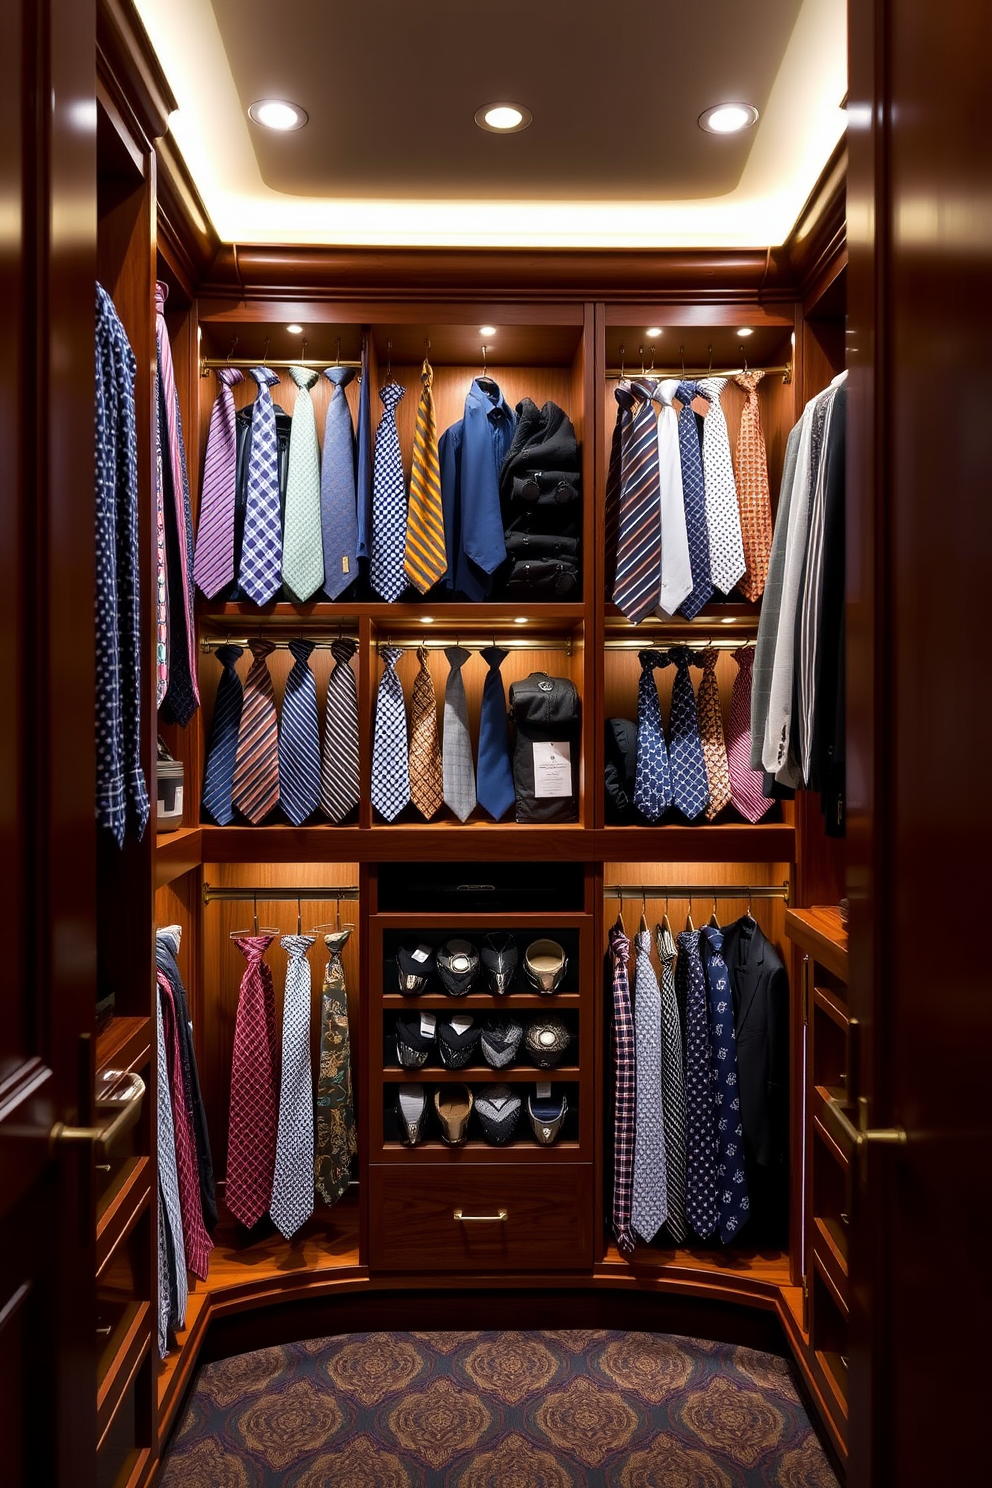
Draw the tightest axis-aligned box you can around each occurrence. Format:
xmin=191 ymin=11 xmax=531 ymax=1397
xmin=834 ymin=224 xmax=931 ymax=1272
xmin=408 ymin=646 xmax=443 ymax=820
xmin=695 ymin=648 xmax=732 ymax=820
xmin=282 ymin=367 xmax=324 ymax=602
xmin=656 ymin=922 xmax=688 ymax=1244
xmin=732 ymin=371 xmax=773 ymax=602
xmin=371 ymin=646 xmax=411 ymax=821
xmin=631 ymin=927 xmax=669 ymax=1243
xmin=226 ymin=935 xmax=279 ymax=1227
xmin=678 ymin=929 xmax=719 ymax=1239
xmin=701 ymin=926 xmax=750 ymax=1243
xmin=665 ymin=647 xmax=710 ymax=821
xmin=278 ymin=639 xmax=321 ymax=825
xmin=442 ymin=645 xmax=476 ymax=821
xmin=320 ymin=638 xmax=360 ymax=822
xmin=675 ymin=381 xmax=713 ymax=620
xmin=727 ymin=645 xmax=773 ymax=822
xmin=201 ymin=644 xmax=243 ymax=825
xmin=609 ymin=922 xmax=637 ymax=1256
xmin=270 ymin=935 xmax=316 ymax=1239
xmin=613 ymin=383 xmax=662 ymax=624
xmin=320 ymin=367 xmax=358 ymax=599
xmin=193 ymin=366 xmax=243 ymax=597
xmin=697 ymin=377 xmax=746 ymax=596
xmin=239 ymin=367 xmax=283 ymax=604
xmin=404 ymin=357 xmax=447 ymax=592
xmin=369 ymin=382 xmax=408 ymax=601
xmin=231 ymin=639 xmax=280 ymax=824
xmin=633 ymin=650 xmax=672 ymax=821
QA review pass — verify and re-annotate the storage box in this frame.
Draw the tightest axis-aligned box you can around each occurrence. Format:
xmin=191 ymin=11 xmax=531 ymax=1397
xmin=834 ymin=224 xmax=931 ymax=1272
xmin=156 ymin=758 xmax=184 ymax=832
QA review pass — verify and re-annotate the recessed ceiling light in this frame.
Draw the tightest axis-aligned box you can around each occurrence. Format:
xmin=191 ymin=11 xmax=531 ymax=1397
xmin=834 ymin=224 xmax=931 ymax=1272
xmin=475 ymin=103 xmax=532 ymax=134
xmin=420 ymin=616 xmax=435 ymax=624
xmin=646 ymin=328 xmax=662 ymax=338
xmin=736 ymin=327 xmax=754 ymax=337
xmin=479 ymin=325 xmax=497 ymax=337
xmin=513 ymin=616 xmax=528 ymax=625
xmin=286 ymin=324 xmax=304 ymax=334
xmin=248 ymin=99 xmax=309 ymax=132
xmin=698 ymin=103 xmax=759 ymax=135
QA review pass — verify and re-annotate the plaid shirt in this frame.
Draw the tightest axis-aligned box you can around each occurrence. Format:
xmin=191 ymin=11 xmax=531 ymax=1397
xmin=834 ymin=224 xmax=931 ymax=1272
xmin=609 ymin=923 xmax=636 ymax=1255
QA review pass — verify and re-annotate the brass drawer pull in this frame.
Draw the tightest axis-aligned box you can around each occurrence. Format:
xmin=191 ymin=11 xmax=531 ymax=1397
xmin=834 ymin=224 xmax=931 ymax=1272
xmin=454 ymin=1209 xmax=508 ymax=1223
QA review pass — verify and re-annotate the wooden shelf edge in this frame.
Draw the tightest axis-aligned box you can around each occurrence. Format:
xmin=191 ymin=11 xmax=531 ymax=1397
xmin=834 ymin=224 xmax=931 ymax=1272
xmin=812 ymin=982 xmax=849 ymax=1028
xmin=812 ymin=1249 xmax=850 ymax=1320
xmin=157 ymin=1291 xmax=211 ymax=1444
xmin=97 ymin=1303 xmax=152 ymax=1450
xmin=812 ymin=1216 xmax=849 ymax=1287
xmin=155 ymin=827 xmax=202 ymax=888
xmin=97 ymin=1157 xmax=152 ymax=1273
xmin=785 ymin=907 xmax=848 ymax=980
xmin=95 ymin=1016 xmax=152 ymax=1077
xmin=774 ymin=1295 xmax=848 ymax=1466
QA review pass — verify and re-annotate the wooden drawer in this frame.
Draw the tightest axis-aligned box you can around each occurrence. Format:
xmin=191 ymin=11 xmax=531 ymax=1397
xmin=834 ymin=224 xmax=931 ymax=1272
xmin=368 ymin=1162 xmax=593 ymax=1272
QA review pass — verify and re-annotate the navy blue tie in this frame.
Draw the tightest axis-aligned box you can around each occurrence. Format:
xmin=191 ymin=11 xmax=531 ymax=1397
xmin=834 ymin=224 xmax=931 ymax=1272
xmin=700 ymin=926 xmax=750 ymax=1243
xmin=665 ymin=646 xmax=710 ymax=821
xmin=675 ymin=381 xmax=713 ymax=620
xmin=476 ymin=645 xmax=516 ymax=821
xmin=678 ymin=928 xmax=719 ymax=1239
xmin=633 ymin=650 xmax=672 ymax=821
xmin=278 ymin=639 xmax=321 ymax=825
xmin=202 ymin=645 xmax=244 ymax=825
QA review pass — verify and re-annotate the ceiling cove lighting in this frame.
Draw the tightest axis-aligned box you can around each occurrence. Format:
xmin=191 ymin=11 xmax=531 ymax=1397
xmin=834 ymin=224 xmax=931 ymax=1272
xmin=475 ymin=103 xmax=533 ymax=134
xmin=248 ymin=99 xmax=309 ymax=131
xmin=698 ymin=103 xmax=759 ymax=135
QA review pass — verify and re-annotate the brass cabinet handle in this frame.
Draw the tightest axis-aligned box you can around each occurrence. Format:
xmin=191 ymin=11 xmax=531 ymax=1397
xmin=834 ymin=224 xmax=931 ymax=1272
xmin=823 ymin=1093 xmax=907 ymax=1154
xmin=51 ymin=1070 xmax=146 ymax=1162
xmin=453 ymin=1209 xmax=508 ymax=1223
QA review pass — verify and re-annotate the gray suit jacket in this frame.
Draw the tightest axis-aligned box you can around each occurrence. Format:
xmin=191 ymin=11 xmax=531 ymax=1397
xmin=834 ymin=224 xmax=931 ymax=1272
xmin=750 ymin=421 xmax=802 ymax=768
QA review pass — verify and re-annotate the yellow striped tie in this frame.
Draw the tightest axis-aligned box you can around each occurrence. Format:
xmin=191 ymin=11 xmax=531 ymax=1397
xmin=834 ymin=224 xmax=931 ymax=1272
xmin=404 ymin=357 xmax=447 ymax=592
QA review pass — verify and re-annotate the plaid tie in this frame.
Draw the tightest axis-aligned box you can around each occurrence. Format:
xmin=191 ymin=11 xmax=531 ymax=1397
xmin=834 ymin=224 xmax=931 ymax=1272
xmin=631 ymin=927 xmax=668 ymax=1243
xmin=155 ymin=281 xmax=199 ymax=724
xmin=193 ymin=366 xmax=243 ymax=597
xmin=202 ymin=645 xmax=243 ymax=825
xmin=159 ymin=973 xmax=212 ymax=1279
xmin=701 ymin=926 xmax=750 ymax=1243
xmin=282 ymin=367 xmax=324 ymax=602
xmin=678 ymin=929 xmax=719 ymax=1239
xmin=320 ymin=368 xmax=358 ymax=598
xmin=404 ymin=357 xmax=447 ymax=592
xmin=371 ymin=646 xmax=411 ymax=821
xmin=278 ymin=639 xmax=320 ymax=826
xmin=613 ymin=383 xmax=661 ymax=623
xmin=732 ymin=371 xmax=773 ymax=602
xmin=369 ymin=382 xmax=408 ymax=601
xmin=675 ymin=381 xmax=713 ymax=620
xmin=320 ymin=638 xmax=360 ymax=822
xmin=633 ymin=650 xmax=672 ymax=822
xmin=727 ymin=645 xmax=773 ymax=822
xmin=226 ymin=935 xmax=279 ymax=1227
xmin=231 ymin=639 xmax=280 ymax=824
xmin=695 ymin=648 xmax=732 ymax=820
xmin=239 ymin=367 xmax=283 ymax=604
xmin=698 ymin=377 xmax=746 ymax=595
xmin=155 ymin=985 xmax=187 ymax=1351
xmin=656 ymin=922 xmax=688 ymax=1244
xmin=270 ymin=935 xmax=316 ymax=1239
xmin=442 ymin=645 xmax=476 ymax=821
xmin=476 ymin=645 xmax=516 ymax=822
xmin=609 ymin=922 xmax=636 ymax=1256
xmin=408 ymin=646 xmax=443 ymax=821
xmin=315 ymin=932 xmax=357 ymax=1206
xmin=666 ymin=647 xmax=710 ymax=821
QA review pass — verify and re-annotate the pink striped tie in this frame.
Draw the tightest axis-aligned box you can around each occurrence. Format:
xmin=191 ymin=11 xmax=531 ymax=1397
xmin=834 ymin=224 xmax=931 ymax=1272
xmin=193 ymin=366 xmax=243 ymax=597
xmin=231 ymin=639 xmax=280 ymax=824
xmin=726 ymin=646 xmax=773 ymax=822
xmin=155 ymin=280 xmax=199 ymax=707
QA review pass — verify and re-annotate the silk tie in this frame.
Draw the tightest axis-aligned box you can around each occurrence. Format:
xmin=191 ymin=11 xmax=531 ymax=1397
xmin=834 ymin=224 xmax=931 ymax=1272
xmin=315 ymin=929 xmax=357 ymax=1206
xmin=613 ymin=383 xmax=662 ymax=623
xmin=652 ymin=379 xmax=694 ymax=617
xmin=700 ymin=926 xmax=750 ymax=1243
xmin=408 ymin=645 xmax=443 ymax=821
xmin=151 ymin=373 xmax=168 ymax=707
xmin=227 ymin=935 xmax=279 ymax=1227
xmin=727 ymin=645 xmax=773 ymax=822
xmin=320 ymin=638 xmax=361 ymax=823
xmin=202 ymin=644 xmax=244 ymax=825
xmin=609 ymin=921 xmax=637 ymax=1256
xmin=159 ymin=973 xmax=212 ymax=1280
xmin=231 ymin=638 xmax=280 ymax=824
xmin=675 ymin=381 xmax=713 ymax=620
xmin=476 ymin=645 xmax=516 ymax=822
xmin=282 ymin=367 xmax=324 ymax=602
xmin=155 ymin=981 xmax=187 ymax=1348
xmin=371 ymin=646 xmax=411 ymax=821
xmin=733 ymin=371 xmax=773 ymax=602
xmin=666 ymin=647 xmax=710 ymax=821
xmin=678 ymin=928 xmax=719 ymax=1240
xmin=239 ymin=367 xmax=283 ymax=604
xmin=604 ymin=387 xmax=634 ymax=598
xmin=270 ymin=934 xmax=316 ymax=1239
xmin=404 ymin=357 xmax=447 ymax=592
xmin=442 ymin=645 xmax=476 ymax=821
xmin=656 ymin=922 xmax=688 ymax=1244
xmin=697 ymin=377 xmax=747 ymax=596
xmin=369 ymin=381 xmax=408 ymax=601
xmin=696 ymin=648 xmax=732 ymax=821
xmin=194 ymin=366 xmax=244 ymax=598
xmin=155 ymin=281 xmax=199 ymax=724
xmin=631 ymin=926 xmax=669 ymax=1243
xmin=633 ymin=650 xmax=672 ymax=821
xmin=320 ymin=367 xmax=358 ymax=599
xmin=278 ymin=638 xmax=320 ymax=826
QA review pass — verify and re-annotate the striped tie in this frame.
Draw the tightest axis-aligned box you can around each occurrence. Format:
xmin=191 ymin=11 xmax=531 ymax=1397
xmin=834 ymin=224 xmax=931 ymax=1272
xmin=278 ymin=639 xmax=320 ymax=826
xmin=155 ymin=281 xmax=199 ymax=722
xmin=656 ymin=921 xmax=688 ymax=1244
xmin=201 ymin=644 xmax=244 ymax=825
xmin=231 ymin=639 xmax=280 ymax=824
xmin=727 ymin=645 xmax=773 ymax=822
xmin=239 ymin=368 xmax=283 ymax=604
xmin=695 ymin=648 xmax=732 ymax=820
xmin=193 ymin=366 xmax=243 ymax=598
xmin=320 ymin=638 xmax=361 ymax=823
xmin=604 ymin=390 xmax=633 ymax=598
xmin=408 ymin=646 xmax=443 ymax=820
xmin=612 ymin=383 xmax=661 ymax=624
xmin=371 ymin=646 xmax=411 ymax=821
xmin=282 ymin=367 xmax=324 ymax=602
xmin=369 ymin=382 xmax=408 ymax=602
xmin=675 ymin=381 xmax=713 ymax=620
xmin=698 ymin=377 xmax=746 ymax=596
xmin=404 ymin=357 xmax=447 ymax=592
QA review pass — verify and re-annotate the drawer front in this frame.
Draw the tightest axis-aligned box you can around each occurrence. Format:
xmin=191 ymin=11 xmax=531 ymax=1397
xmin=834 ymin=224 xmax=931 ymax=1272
xmin=369 ymin=1163 xmax=593 ymax=1272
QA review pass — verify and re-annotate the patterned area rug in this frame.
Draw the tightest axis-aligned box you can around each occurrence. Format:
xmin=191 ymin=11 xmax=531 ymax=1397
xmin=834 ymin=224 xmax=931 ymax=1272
xmin=161 ymin=1330 xmax=839 ymax=1487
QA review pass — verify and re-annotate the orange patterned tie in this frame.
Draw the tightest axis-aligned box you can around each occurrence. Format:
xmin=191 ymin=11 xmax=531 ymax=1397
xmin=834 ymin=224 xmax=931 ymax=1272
xmin=732 ymin=371 xmax=773 ymax=602
xmin=404 ymin=357 xmax=447 ymax=593
xmin=408 ymin=645 xmax=443 ymax=820
xmin=695 ymin=648 xmax=732 ymax=821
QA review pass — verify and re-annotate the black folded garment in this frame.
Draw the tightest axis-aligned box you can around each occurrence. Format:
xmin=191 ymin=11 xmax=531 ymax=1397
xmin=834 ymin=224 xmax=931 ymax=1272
xmin=499 ymin=398 xmax=581 ymax=507
xmin=437 ymin=1014 xmax=483 ymax=1069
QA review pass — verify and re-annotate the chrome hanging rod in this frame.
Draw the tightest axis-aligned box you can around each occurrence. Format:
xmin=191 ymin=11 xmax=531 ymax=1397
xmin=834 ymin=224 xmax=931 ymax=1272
xmin=203 ymin=883 xmax=359 ymax=905
xmin=200 ymin=635 xmax=359 ymax=652
xmin=376 ymin=637 xmax=572 ymax=654
xmin=605 ymin=363 xmax=792 ymax=382
xmin=199 ymin=357 xmax=362 ymax=377
xmin=603 ymin=636 xmax=755 ymax=650
xmin=604 ymin=882 xmax=790 ymax=902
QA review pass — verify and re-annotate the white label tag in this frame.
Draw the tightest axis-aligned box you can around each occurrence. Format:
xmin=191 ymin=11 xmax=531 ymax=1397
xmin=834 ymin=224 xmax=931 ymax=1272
xmin=419 ymin=1012 xmax=436 ymax=1038
xmin=532 ymin=740 xmax=572 ymax=798
xmin=411 ymin=945 xmax=432 ymax=963
xmin=450 ymin=1014 xmax=474 ymax=1034
xmin=536 ymin=1081 xmax=552 ymax=1100
xmin=173 ymin=785 xmax=183 ymax=813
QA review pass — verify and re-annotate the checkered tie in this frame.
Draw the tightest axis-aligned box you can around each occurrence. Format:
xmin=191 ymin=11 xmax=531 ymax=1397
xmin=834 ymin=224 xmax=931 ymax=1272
xmin=282 ymin=367 xmax=324 ymax=602
xmin=155 ymin=983 xmax=187 ymax=1348
xmin=675 ymin=381 xmax=713 ymax=620
xmin=320 ymin=368 xmax=358 ymax=599
xmin=202 ymin=644 xmax=243 ymax=825
xmin=609 ymin=921 xmax=636 ymax=1256
xmin=666 ymin=647 xmax=710 ymax=821
xmin=631 ymin=927 xmax=669 ymax=1243
xmin=231 ymin=639 xmax=280 ymax=824
xmin=226 ymin=935 xmax=278 ymax=1227
xmin=613 ymin=383 xmax=662 ymax=623
xmin=371 ymin=646 xmax=411 ymax=821
xmin=633 ymin=650 xmax=672 ymax=821
xmin=727 ymin=645 xmax=772 ymax=822
xmin=270 ymin=935 xmax=316 ymax=1239
xmin=476 ymin=645 xmax=516 ymax=821
xmin=408 ymin=646 xmax=443 ymax=821
xmin=695 ymin=648 xmax=732 ymax=820
xmin=656 ymin=922 xmax=687 ymax=1243
xmin=733 ymin=371 xmax=773 ymax=602
xmin=193 ymin=366 xmax=243 ymax=597
xmin=278 ymin=639 xmax=320 ymax=826
xmin=159 ymin=973 xmax=212 ymax=1280
xmin=320 ymin=638 xmax=360 ymax=823
xmin=404 ymin=357 xmax=447 ymax=592
xmin=443 ymin=645 xmax=476 ymax=822
xmin=369 ymin=382 xmax=408 ymax=601
xmin=239 ymin=367 xmax=283 ymax=604
xmin=698 ymin=377 xmax=746 ymax=596
xmin=701 ymin=926 xmax=750 ymax=1243
xmin=678 ymin=928 xmax=719 ymax=1239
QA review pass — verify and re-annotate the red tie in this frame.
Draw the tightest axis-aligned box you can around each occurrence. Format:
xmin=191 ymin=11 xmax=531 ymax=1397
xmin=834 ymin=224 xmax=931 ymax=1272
xmin=226 ymin=936 xmax=279 ymax=1226
xmin=726 ymin=647 xmax=773 ymax=823
xmin=158 ymin=973 xmax=213 ymax=1279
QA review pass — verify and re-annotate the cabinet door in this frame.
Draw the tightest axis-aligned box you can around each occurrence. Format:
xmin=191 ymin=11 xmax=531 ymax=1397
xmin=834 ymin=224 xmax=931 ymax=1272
xmin=0 ymin=1 xmax=99 ymax=1484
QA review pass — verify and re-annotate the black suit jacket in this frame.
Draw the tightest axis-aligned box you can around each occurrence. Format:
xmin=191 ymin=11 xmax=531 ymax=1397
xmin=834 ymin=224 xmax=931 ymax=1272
xmin=721 ymin=916 xmax=789 ymax=1169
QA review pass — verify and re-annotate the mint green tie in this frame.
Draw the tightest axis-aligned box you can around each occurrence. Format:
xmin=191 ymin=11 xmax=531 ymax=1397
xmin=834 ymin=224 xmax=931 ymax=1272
xmin=282 ymin=366 xmax=324 ymax=601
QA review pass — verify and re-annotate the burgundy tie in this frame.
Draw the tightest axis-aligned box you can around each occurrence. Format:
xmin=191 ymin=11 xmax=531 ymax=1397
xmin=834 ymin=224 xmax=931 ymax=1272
xmin=193 ymin=366 xmax=243 ymax=597
xmin=231 ymin=639 xmax=281 ymax=824
xmin=158 ymin=972 xmax=213 ymax=1278
xmin=226 ymin=936 xmax=279 ymax=1227
xmin=726 ymin=646 xmax=773 ymax=822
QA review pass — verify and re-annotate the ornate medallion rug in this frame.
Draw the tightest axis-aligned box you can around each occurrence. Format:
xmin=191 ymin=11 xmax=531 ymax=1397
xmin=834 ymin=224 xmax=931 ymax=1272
xmin=160 ymin=1330 xmax=839 ymax=1487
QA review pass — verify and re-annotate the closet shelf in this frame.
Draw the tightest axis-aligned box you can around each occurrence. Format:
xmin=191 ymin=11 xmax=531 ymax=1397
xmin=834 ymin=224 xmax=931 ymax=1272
xmin=813 ymin=1216 xmax=849 ymax=1290
xmin=603 ymin=601 xmax=760 ymax=629
xmin=786 ymin=906 xmax=848 ymax=980
xmin=97 ymin=1301 xmax=152 ymax=1451
xmin=95 ymin=1016 xmax=151 ymax=1077
xmin=382 ymin=992 xmax=581 ymax=1009
xmin=199 ymin=824 xmax=593 ymax=863
xmin=597 ymin=824 xmax=796 ymax=861
xmin=96 ymin=1156 xmax=152 ymax=1274
xmin=383 ymin=1066 xmax=579 ymax=1082
xmin=155 ymin=826 xmax=202 ymax=888
xmin=377 ymin=1140 xmax=582 ymax=1160
xmin=597 ymin=1243 xmax=792 ymax=1299
xmin=200 ymin=601 xmax=586 ymax=627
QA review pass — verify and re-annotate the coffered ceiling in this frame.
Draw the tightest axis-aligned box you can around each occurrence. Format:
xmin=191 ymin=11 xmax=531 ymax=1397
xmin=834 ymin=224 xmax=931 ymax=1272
xmin=134 ymin=0 xmax=846 ymax=249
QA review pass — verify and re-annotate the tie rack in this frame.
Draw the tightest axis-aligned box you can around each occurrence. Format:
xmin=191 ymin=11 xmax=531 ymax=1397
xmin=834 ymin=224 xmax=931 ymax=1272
xmin=604 ymin=882 xmax=790 ymax=903
xmin=376 ymin=637 xmax=572 ymax=654
xmin=199 ymin=635 xmax=360 ymax=651
xmin=603 ymin=636 xmax=755 ymax=649
xmin=605 ymin=363 xmax=792 ymax=381
xmin=202 ymin=884 xmax=360 ymax=905
xmin=199 ymin=357 xmax=363 ymax=376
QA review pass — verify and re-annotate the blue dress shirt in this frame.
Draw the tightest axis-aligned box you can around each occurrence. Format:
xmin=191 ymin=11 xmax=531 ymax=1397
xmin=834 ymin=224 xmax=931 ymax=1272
xmin=438 ymin=378 xmax=515 ymax=600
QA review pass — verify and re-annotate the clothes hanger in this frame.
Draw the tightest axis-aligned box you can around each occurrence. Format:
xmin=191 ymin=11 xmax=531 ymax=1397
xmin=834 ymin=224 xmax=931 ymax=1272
xmin=229 ymin=891 xmax=279 ymax=939
xmin=685 ymin=893 xmax=694 ymax=933
xmin=476 ymin=343 xmax=500 ymax=396
xmin=312 ymin=894 xmax=356 ymax=937
xmin=639 ymin=887 xmax=648 ymax=935
xmin=615 ymin=887 xmax=626 ymax=936
xmin=661 ymin=893 xmax=672 ymax=937
xmin=708 ymin=892 xmax=720 ymax=929
xmin=384 ymin=339 xmax=393 ymax=382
